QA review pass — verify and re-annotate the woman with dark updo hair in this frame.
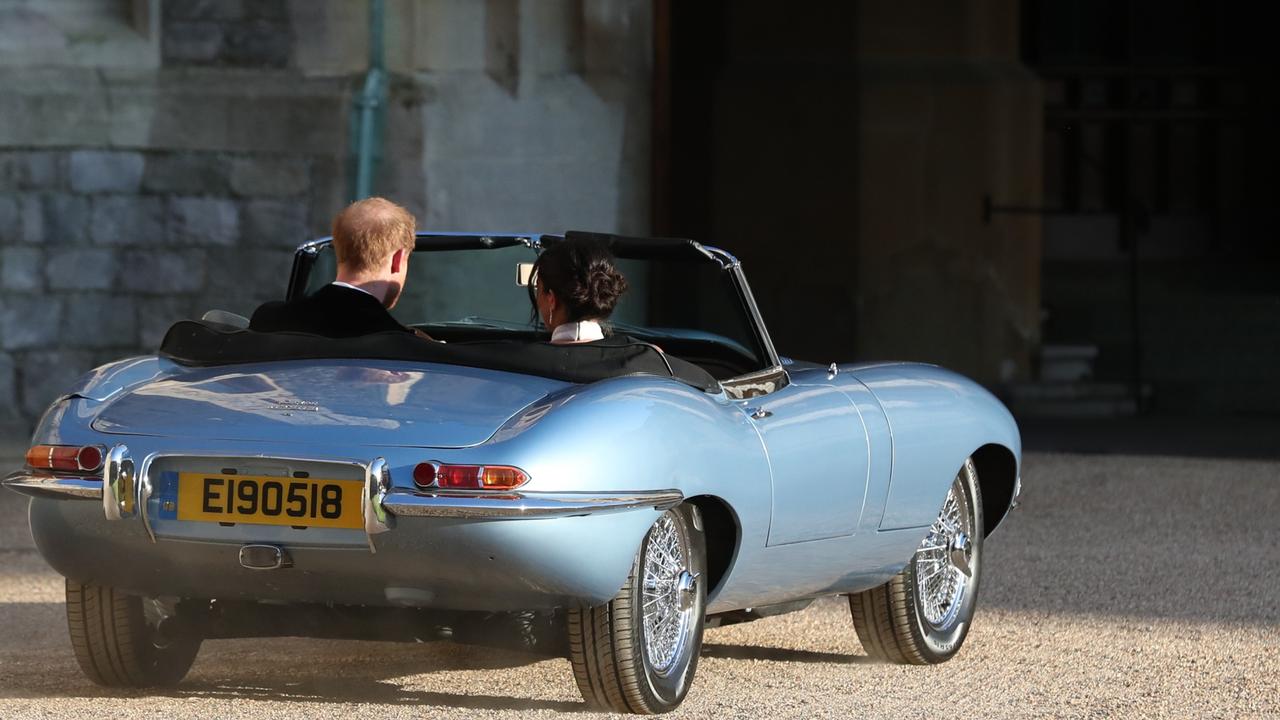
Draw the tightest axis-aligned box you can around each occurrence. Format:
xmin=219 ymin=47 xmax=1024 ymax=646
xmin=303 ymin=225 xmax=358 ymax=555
xmin=531 ymin=237 xmax=629 ymax=344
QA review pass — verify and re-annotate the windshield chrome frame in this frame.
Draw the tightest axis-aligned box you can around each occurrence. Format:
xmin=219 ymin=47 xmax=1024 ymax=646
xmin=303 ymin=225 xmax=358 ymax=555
xmin=287 ymin=234 xmax=542 ymax=301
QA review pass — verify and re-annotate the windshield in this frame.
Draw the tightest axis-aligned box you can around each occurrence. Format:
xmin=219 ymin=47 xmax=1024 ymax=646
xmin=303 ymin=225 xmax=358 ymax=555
xmin=300 ymin=240 xmax=769 ymax=377
xmin=305 ymin=243 xmax=539 ymax=328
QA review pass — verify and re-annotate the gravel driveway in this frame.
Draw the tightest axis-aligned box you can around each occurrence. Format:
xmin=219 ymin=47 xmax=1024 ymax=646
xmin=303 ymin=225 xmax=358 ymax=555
xmin=1 ymin=452 xmax=1276 ymax=718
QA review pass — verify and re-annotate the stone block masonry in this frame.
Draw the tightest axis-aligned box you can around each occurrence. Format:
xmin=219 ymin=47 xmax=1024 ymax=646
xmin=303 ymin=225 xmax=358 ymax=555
xmin=0 ymin=247 xmax=40 ymax=292
xmin=0 ymin=13 xmax=386 ymax=427
xmin=90 ymin=196 xmax=166 ymax=246
xmin=0 ymin=145 xmax=341 ymax=427
xmin=168 ymin=196 xmax=240 ymax=246
xmin=69 ymin=151 xmax=145 ymax=194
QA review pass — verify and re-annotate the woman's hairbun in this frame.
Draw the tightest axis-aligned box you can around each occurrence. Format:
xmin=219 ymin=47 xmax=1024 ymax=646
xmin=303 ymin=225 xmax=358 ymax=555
xmin=532 ymin=237 xmax=629 ymax=322
xmin=580 ymin=266 xmax=628 ymax=318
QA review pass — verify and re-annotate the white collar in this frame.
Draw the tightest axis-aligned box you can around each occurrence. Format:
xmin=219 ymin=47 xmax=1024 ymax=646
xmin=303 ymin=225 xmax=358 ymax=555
xmin=331 ymin=281 xmax=377 ymax=299
xmin=551 ymin=320 xmax=604 ymax=343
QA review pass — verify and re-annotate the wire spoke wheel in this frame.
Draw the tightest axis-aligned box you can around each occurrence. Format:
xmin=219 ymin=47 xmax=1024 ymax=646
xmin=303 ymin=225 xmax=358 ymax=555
xmin=912 ymin=479 xmax=974 ymax=630
xmin=641 ymin=513 xmax=696 ymax=674
xmin=568 ymin=504 xmax=707 ymax=714
xmin=849 ymin=458 xmax=984 ymax=664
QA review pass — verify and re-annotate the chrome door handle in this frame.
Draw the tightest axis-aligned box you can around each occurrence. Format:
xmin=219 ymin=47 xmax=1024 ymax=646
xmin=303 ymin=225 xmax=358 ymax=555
xmin=747 ymin=407 xmax=772 ymax=420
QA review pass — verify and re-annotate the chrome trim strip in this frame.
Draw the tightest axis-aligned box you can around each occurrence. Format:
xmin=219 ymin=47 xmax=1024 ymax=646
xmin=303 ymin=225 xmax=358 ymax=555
xmin=3 ymin=470 xmax=102 ymax=500
xmin=383 ymin=489 xmax=683 ymax=519
xmin=725 ymin=364 xmax=789 ymax=386
xmin=729 ymin=263 xmax=782 ymax=370
xmin=138 ymin=452 xmax=370 ymax=470
xmin=300 ymin=234 xmax=542 ymax=255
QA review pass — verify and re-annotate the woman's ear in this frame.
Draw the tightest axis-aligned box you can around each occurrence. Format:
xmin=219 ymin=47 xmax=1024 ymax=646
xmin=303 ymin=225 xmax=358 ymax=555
xmin=544 ymin=289 xmax=564 ymax=328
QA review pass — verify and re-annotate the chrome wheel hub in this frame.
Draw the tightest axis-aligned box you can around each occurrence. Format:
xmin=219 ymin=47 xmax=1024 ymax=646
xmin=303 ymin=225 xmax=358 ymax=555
xmin=949 ymin=532 xmax=972 ymax=577
xmin=641 ymin=513 xmax=696 ymax=674
xmin=913 ymin=476 xmax=974 ymax=629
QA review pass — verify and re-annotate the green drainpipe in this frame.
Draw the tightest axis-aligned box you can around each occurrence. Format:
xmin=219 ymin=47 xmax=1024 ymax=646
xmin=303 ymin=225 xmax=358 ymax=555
xmin=350 ymin=0 xmax=386 ymax=201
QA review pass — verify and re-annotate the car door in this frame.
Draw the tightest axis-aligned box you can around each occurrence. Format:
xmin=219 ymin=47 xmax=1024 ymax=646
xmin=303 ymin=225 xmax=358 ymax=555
xmin=738 ymin=379 xmax=871 ymax=546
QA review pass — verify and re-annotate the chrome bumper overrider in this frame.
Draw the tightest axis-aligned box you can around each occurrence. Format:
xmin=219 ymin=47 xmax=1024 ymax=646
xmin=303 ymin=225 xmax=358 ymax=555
xmin=5 ymin=448 xmax=683 ymax=550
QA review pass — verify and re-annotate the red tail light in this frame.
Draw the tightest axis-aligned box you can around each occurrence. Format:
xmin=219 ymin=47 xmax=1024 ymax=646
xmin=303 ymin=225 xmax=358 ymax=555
xmin=413 ymin=462 xmax=528 ymax=490
xmin=26 ymin=445 xmax=104 ymax=473
xmin=412 ymin=462 xmax=437 ymax=487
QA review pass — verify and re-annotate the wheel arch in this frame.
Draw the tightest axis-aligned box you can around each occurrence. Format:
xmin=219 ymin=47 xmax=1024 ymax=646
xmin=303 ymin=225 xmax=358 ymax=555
xmin=685 ymin=494 xmax=741 ymax=603
xmin=970 ymin=443 xmax=1018 ymax=536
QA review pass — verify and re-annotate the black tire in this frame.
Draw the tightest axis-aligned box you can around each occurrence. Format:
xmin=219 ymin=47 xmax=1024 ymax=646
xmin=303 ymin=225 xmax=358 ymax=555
xmin=66 ymin=579 xmax=202 ymax=687
xmin=568 ymin=504 xmax=707 ymax=714
xmin=850 ymin=458 xmax=984 ymax=664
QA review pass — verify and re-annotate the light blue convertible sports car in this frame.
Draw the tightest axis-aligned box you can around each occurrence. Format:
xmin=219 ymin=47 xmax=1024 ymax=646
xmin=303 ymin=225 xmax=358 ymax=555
xmin=6 ymin=232 xmax=1021 ymax=714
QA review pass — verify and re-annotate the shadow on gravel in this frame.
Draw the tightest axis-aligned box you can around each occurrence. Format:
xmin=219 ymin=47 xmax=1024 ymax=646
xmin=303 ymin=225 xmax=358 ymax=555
xmin=168 ymin=679 xmax=585 ymax=713
xmin=2 ymin=676 xmax=585 ymax=713
xmin=702 ymin=643 xmax=873 ymax=665
xmin=0 ymin=601 xmax=584 ymax=711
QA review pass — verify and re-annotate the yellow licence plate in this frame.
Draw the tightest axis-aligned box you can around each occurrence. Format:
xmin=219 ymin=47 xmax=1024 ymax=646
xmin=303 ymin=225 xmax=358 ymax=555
xmin=176 ymin=473 xmax=364 ymax=530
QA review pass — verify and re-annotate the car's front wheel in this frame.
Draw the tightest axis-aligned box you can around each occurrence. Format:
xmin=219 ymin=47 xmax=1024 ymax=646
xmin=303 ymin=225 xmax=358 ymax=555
xmin=568 ymin=503 xmax=706 ymax=714
xmin=849 ymin=458 xmax=984 ymax=664
xmin=66 ymin=579 xmax=203 ymax=687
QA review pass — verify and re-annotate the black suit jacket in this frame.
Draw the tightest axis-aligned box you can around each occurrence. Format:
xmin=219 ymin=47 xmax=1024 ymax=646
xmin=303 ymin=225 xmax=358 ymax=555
xmin=249 ymin=284 xmax=411 ymax=338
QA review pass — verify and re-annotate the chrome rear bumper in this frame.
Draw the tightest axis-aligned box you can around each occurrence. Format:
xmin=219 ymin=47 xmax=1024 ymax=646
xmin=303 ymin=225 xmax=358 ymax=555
xmin=17 ymin=447 xmax=672 ymax=609
xmin=6 ymin=446 xmax=682 ymax=547
xmin=384 ymin=490 xmax=683 ymax=519
xmin=3 ymin=471 xmax=101 ymax=500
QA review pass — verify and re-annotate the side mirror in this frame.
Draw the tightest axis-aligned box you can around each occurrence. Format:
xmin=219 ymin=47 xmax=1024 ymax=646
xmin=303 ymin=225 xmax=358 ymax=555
xmin=515 ymin=262 xmax=535 ymax=287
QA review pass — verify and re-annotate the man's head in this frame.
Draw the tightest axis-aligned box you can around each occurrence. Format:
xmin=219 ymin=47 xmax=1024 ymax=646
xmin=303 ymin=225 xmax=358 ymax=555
xmin=331 ymin=197 xmax=417 ymax=308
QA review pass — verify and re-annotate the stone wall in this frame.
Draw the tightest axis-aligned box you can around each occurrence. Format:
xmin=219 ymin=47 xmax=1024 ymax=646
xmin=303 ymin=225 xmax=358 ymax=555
xmin=0 ymin=141 xmax=339 ymax=423
xmin=0 ymin=1 xmax=349 ymax=431
xmin=0 ymin=0 xmax=653 ymax=433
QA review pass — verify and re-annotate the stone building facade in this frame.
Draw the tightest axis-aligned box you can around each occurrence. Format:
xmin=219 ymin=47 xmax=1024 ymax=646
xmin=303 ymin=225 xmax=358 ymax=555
xmin=0 ymin=0 xmax=653 ymax=430
xmin=1 ymin=0 xmax=1272 ymax=446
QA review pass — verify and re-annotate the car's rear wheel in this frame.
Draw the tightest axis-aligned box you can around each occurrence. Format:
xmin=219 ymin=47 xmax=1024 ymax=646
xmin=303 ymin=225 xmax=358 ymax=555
xmin=849 ymin=458 xmax=984 ymax=664
xmin=568 ymin=504 xmax=706 ymax=714
xmin=66 ymin=579 xmax=202 ymax=687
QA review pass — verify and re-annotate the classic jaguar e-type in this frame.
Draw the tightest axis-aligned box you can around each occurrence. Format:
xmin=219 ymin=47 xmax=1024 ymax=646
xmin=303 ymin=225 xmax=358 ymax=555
xmin=7 ymin=232 xmax=1020 ymax=714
